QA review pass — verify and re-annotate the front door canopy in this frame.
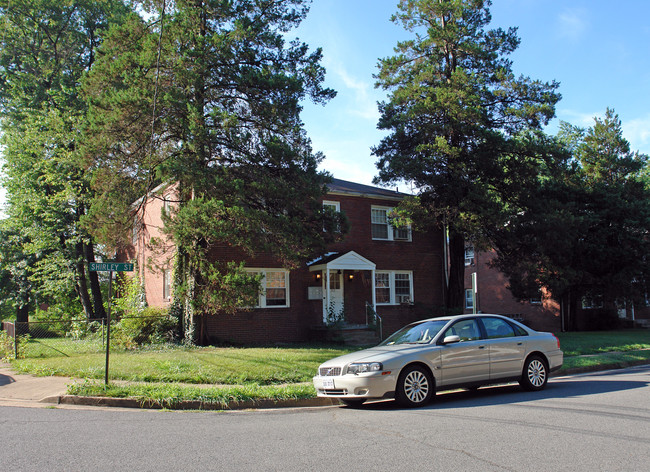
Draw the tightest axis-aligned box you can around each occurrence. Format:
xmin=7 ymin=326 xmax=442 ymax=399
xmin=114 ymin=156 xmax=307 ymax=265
xmin=308 ymin=251 xmax=376 ymax=272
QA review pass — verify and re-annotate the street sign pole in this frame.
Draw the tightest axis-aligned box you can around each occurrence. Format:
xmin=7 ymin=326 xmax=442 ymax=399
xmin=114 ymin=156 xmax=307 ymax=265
xmin=105 ymin=270 xmax=113 ymax=386
xmin=88 ymin=262 xmax=133 ymax=386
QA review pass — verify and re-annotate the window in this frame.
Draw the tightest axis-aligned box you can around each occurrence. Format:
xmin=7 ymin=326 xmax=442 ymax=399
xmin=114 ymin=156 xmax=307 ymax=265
xmin=444 ymin=319 xmax=481 ymax=341
xmin=322 ymin=200 xmax=340 ymax=212
xmin=464 ymin=246 xmax=475 ymax=266
xmin=322 ymin=201 xmax=341 ymax=232
xmin=163 ymin=195 xmax=171 ymax=215
xmin=163 ymin=269 xmax=171 ymax=300
xmin=582 ymin=295 xmax=603 ymax=310
xmin=395 ymin=273 xmax=411 ymax=303
xmin=375 ymin=273 xmax=391 ymax=304
xmin=375 ymin=271 xmax=413 ymax=305
xmin=246 ymin=269 xmax=290 ymax=308
xmin=371 ymin=206 xmax=411 ymax=241
xmin=465 ymin=289 xmax=474 ymax=309
xmin=482 ymin=317 xmax=516 ymax=339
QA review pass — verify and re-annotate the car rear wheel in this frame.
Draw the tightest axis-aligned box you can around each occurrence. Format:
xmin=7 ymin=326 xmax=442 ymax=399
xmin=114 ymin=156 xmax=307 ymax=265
xmin=396 ymin=365 xmax=434 ymax=407
xmin=520 ymin=355 xmax=548 ymax=391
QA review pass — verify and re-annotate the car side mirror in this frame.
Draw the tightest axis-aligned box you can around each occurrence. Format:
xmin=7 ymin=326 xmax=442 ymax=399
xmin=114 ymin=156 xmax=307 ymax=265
xmin=442 ymin=335 xmax=461 ymax=344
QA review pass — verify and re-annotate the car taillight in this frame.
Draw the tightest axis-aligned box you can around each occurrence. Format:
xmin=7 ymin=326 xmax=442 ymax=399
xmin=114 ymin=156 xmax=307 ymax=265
xmin=553 ymin=335 xmax=560 ymax=349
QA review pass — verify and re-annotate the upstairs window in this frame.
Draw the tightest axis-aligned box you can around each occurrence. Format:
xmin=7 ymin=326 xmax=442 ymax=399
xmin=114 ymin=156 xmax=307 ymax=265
xmin=371 ymin=206 xmax=411 ymax=241
xmin=163 ymin=269 xmax=171 ymax=300
xmin=464 ymin=246 xmax=475 ymax=266
xmin=322 ymin=201 xmax=341 ymax=232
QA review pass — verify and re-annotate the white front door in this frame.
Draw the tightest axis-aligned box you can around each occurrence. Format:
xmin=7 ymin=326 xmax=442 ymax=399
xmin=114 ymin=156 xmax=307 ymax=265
xmin=323 ymin=271 xmax=344 ymax=323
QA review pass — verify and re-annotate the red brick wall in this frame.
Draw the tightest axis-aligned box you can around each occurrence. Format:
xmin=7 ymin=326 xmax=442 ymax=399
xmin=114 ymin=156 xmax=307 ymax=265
xmin=131 ymin=189 xmax=446 ymax=344
xmin=464 ymin=249 xmax=561 ymax=333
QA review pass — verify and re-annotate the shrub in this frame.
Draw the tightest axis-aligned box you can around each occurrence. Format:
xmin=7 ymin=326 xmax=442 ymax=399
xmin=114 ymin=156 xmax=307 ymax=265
xmin=111 ymin=307 xmax=176 ymax=349
xmin=0 ymin=330 xmax=14 ymax=360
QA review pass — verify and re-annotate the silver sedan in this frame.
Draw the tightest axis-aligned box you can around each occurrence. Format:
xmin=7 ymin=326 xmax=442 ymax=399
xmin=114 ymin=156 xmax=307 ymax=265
xmin=313 ymin=314 xmax=563 ymax=407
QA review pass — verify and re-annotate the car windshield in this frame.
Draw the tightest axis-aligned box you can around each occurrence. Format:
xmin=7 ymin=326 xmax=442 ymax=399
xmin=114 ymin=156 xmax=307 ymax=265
xmin=379 ymin=320 xmax=449 ymax=346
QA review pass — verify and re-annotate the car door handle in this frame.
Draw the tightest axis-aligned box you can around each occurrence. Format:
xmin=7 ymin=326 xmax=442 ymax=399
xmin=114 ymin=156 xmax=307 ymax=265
xmin=478 ymin=345 xmax=485 ymax=349
xmin=517 ymin=342 xmax=523 ymax=346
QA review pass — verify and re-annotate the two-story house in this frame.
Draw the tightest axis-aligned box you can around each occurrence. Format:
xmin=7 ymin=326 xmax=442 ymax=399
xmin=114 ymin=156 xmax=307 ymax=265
xmin=128 ymin=178 xmax=446 ymax=344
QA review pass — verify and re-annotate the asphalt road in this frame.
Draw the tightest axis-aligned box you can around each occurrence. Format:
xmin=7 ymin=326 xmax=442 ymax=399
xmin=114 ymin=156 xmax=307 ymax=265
xmin=1 ymin=366 xmax=649 ymax=472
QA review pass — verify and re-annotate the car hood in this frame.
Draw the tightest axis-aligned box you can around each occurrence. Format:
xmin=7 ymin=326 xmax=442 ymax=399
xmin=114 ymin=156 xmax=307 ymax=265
xmin=319 ymin=344 xmax=434 ymax=367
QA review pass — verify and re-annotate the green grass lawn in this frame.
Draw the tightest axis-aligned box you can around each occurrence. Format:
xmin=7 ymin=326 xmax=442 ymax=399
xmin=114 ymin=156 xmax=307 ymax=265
xmin=11 ymin=344 xmax=355 ymax=384
xmin=556 ymin=330 xmax=650 ymax=356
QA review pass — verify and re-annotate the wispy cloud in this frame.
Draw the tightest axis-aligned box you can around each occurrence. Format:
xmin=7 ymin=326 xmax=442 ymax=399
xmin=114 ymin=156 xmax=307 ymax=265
xmin=556 ymin=8 xmax=589 ymax=41
xmin=557 ymin=108 xmax=599 ymax=128
xmin=331 ymin=63 xmax=381 ymax=121
xmin=623 ymin=114 xmax=650 ymax=154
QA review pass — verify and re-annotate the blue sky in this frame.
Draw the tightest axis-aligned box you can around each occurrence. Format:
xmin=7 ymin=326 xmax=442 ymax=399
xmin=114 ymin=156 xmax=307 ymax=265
xmin=295 ymin=0 xmax=650 ymax=186
xmin=1 ymin=0 xmax=649 ymax=212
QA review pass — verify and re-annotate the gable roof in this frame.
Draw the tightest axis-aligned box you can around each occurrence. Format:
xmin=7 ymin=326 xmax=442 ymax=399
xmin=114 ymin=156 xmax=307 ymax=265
xmin=326 ymin=178 xmax=407 ymax=201
xmin=308 ymin=251 xmax=376 ymax=271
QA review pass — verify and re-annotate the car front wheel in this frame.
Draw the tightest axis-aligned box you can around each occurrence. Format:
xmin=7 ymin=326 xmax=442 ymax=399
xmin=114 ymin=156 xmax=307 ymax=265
xmin=396 ymin=365 xmax=434 ymax=407
xmin=520 ymin=355 xmax=548 ymax=391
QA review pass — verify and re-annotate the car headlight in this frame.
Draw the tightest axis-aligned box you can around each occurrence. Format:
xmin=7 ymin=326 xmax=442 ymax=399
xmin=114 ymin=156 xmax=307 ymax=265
xmin=347 ymin=362 xmax=383 ymax=375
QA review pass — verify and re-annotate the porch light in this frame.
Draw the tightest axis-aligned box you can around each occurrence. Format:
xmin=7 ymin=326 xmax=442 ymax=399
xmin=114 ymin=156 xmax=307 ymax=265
xmin=348 ymin=274 xmax=354 ymax=280
xmin=315 ymin=273 xmax=321 ymax=280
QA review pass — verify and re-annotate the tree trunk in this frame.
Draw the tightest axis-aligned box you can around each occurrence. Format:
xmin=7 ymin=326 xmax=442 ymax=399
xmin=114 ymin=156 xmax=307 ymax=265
xmin=446 ymin=229 xmax=465 ymax=313
xmin=75 ymin=242 xmax=95 ymax=319
xmin=84 ymin=239 xmax=106 ymax=319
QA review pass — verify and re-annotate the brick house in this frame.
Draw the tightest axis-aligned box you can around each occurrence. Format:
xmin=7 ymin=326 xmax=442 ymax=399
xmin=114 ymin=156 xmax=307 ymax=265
xmin=128 ymin=178 xmax=446 ymax=344
xmin=462 ymin=246 xmax=561 ymax=332
xmin=462 ymin=246 xmax=650 ymax=331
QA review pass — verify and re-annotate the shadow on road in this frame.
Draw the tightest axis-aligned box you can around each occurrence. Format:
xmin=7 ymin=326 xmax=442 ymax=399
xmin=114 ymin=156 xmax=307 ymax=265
xmin=344 ymin=366 xmax=650 ymax=411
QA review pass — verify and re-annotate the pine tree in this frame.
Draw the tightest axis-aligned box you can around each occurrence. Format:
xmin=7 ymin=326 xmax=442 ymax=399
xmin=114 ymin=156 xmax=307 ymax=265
xmin=83 ymin=0 xmax=342 ymax=341
xmin=373 ymin=0 xmax=560 ymax=311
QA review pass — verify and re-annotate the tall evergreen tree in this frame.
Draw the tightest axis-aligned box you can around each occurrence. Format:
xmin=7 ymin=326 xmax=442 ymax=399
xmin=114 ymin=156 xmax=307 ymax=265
xmin=0 ymin=0 xmax=131 ymax=319
xmin=491 ymin=110 xmax=650 ymax=330
xmin=373 ymin=0 xmax=561 ymax=311
xmin=83 ymin=0 xmax=342 ymax=341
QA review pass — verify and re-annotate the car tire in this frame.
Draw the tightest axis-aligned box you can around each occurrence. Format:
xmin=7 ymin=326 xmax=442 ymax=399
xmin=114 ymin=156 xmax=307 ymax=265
xmin=520 ymin=355 xmax=548 ymax=391
xmin=396 ymin=365 xmax=434 ymax=407
xmin=340 ymin=399 xmax=365 ymax=407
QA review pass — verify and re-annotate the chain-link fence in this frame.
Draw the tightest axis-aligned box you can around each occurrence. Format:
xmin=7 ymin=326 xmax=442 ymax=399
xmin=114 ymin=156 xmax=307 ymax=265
xmin=1 ymin=315 xmax=177 ymax=359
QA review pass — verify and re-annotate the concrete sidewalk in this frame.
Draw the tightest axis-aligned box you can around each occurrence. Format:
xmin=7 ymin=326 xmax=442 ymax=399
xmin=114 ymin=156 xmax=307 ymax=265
xmin=0 ymin=363 xmax=72 ymax=407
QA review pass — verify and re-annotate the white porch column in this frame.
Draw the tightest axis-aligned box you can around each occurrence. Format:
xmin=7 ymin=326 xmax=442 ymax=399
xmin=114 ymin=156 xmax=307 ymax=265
xmin=371 ymin=268 xmax=376 ymax=311
xmin=324 ymin=268 xmax=331 ymax=323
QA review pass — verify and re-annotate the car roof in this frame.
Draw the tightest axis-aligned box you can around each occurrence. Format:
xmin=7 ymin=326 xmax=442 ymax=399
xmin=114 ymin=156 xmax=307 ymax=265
xmin=415 ymin=314 xmax=518 ymax=324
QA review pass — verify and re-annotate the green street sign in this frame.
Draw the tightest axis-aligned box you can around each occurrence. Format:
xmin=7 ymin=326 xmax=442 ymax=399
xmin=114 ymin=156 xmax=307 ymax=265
xmin=89 ymin=262 xmax=134 ymax=272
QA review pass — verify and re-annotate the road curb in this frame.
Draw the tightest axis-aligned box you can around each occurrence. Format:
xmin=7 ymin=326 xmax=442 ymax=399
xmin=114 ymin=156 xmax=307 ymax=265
xmin=42 ymin=394 xmax=341 ymax=410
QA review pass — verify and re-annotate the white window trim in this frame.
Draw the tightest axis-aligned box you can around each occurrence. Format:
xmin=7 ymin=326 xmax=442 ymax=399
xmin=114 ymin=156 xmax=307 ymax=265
xmin=322 ymin=200 xmax=341 ymax=232
xmin=464 ymin=246 xmax=475 ymax=266
xmin=246 ymin=269 xmax=290 ymax=308
xmin=322 ymin=200 xmax=340 ymax=212
xmin=163 ymin=268 xmax=172 ymax=301
xmin=465 ymin=289 xmax=474 ymax=309
xmin=375 ymin=270 xmax=414 ymax=305
xmin=581 ymin=295 xmax=603 ymax=310
xmin=163 ymin=195 xmax=171 ymax=215
xmin=371 ymin=206 xmax=412 ymax=242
